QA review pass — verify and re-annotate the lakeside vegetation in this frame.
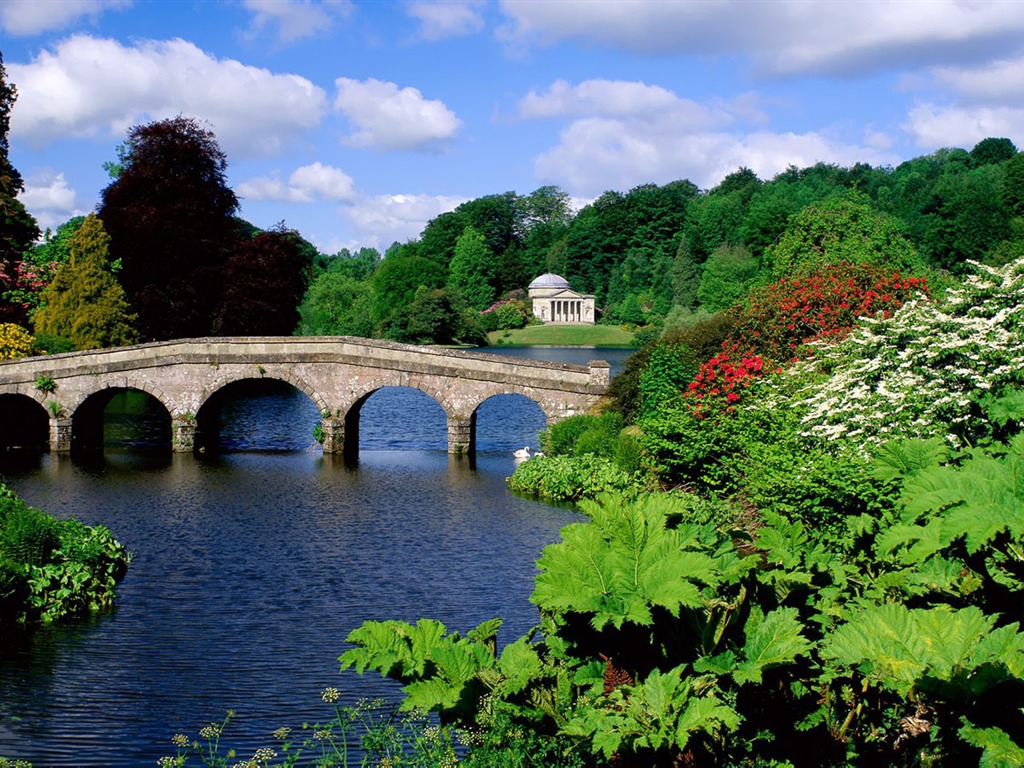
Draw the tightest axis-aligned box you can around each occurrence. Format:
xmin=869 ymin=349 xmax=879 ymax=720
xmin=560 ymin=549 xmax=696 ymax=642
xmin=0 ymin=484 xmax=132 ymax=637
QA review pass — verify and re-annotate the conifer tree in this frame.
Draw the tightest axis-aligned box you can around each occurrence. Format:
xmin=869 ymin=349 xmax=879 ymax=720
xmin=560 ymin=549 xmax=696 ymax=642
xmin=34 ymin=214 xmax=137 ymax=350
xmin=0 ymin=50 xmax=41 ymax=325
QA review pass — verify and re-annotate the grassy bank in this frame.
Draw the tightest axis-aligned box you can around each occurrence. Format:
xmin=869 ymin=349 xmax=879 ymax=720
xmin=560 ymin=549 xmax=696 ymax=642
xmin=487 ymin=324 xmax=634 ymax=347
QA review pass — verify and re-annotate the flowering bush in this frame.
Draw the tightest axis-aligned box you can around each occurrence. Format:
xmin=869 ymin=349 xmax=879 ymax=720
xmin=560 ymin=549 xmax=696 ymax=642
xmin=730 ymin=261 xmax=928 ymax=363
xmin=0 ymin=323 xmax=33 ymax=360
xmin=686 ymin=344 xmax=767 ymax=415
xmin=780 ymin=257 xmax=1024 ymax=449
xmin=480 ymin=297 xmax=529 ymax=331
xmin=3 ymin=259 xmax=61 ymax=314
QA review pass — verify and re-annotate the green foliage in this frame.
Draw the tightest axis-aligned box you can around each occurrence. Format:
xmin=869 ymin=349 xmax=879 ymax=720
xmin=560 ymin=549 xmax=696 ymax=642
xmin=541 ymin=412 xmax=623 ymax=459
xmin=30 ymin=331 xmax=74 ymax=355
xmin=296 ymin=272 xmax=375 ymax=337
xmin=970 ymin=137 xmax=1017 ymax=166
xmin=0 ymin=484 xmax=131 ymax=630
xmin=448 ymin=226 xmax=497 ymax=311
xmin=532 ymin=494 xmax=718 ymax=631
xmin=32 ymin=214 xmax=138 ymax=350
xmin=696 ymin=243 xmax=759 ymax=313
xmin=761 ymin=194 xmax=919 ymax=280
xmin=507 ymin=455 xmax=643 ymax=502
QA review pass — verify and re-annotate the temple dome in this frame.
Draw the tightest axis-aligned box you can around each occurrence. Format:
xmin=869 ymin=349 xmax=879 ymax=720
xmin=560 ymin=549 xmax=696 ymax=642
xmin=528 ymin=273 xmax=571 ymax=290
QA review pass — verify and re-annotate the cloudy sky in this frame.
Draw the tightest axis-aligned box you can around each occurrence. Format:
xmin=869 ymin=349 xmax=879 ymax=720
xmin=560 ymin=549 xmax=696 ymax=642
xmin=3 ymin=0 xmax=1023 ymax=253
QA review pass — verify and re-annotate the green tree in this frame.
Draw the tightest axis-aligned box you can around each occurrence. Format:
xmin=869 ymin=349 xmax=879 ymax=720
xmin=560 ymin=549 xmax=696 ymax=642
xmin=671 ymin=236 xmax=701 ymax=310
xmin=925 ymin=163 xmax=1010 ymax=272
xmin=970 ymin=136 xmax=1017 ymax=166
xmin=1002 ymin=152 xmax=1024 ymax=217
xmin=297 ymin=271 xmax=375 ymax=337
xmin=448 ymin=226 xmax=496 ymax=310
xmin=0 ymin=50 xmax=41 ymax=326
xmin=696 ymin=243 xmax=759 ymax=312
xmin=98 ymin=116 xmax=239 ymax=340
xmin=371 ymin=244 xmax=446 ymax=335
xmin=762 ymin=194 xmax=919 ymax=279
xmin=33 ymin=215 xmax=137 ymax=350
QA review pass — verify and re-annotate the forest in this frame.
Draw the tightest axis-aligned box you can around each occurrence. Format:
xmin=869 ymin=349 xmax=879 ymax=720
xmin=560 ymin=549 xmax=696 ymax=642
xmin=4 ymin=50 xmax=1024 ymax=767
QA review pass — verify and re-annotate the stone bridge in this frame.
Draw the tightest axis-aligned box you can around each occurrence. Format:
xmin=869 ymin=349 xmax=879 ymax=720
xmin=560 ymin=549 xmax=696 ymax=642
xmin=0 ymin=337 xmax=610 ymax=458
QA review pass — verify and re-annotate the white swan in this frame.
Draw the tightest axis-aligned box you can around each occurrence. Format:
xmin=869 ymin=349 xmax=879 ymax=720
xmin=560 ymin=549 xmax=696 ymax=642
xmin=513 ymin=446 xmax=532 ymax=460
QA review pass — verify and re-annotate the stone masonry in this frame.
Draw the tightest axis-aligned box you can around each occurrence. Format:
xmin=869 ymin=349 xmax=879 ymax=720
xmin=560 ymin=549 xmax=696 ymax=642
xmin=0 ymin=337 xmax=610 ymax=456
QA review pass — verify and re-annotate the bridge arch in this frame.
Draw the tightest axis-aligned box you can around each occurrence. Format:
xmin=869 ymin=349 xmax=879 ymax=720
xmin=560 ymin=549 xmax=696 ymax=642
xmin=196 ymin=369 xmax=328 ymax=417
xmin=0 ymin=393 xmax=50 ymax=451
xmin=65 ymin=377 xmax=178 ymax=419
xmin=194 ymin=375 xmax=323 ymax=453
xmin=334 ymin=375 xmax=456 ymax=461
xmin=469 ymin=392 xmax=550 ymax=454
xmin=69 ymin=385 xmax=174 ymax=454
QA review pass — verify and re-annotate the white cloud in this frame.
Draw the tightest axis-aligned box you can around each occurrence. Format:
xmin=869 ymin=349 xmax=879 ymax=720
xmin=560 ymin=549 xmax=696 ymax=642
xmin=242 ymin=0 xmax=354 ymax=44
xmin=0 ymin=0 xmax=130 ymax=36
xmin=238 ymin=162 xmax=355 ymax=203
xmin=519 ymin=79 xmax=685 ymax=119
xmin=498 ymin=0 xmax=1024 ymax=77
xmin=8 ymin=35 xmax=327 ymax=157
xmin=930 ymin=55 xmax=1024 ymax=104
xmin=533 ymin=116 xmax=899 ymax=196
xmin=333 ymin=77 xmax=461 ymax=150
xmin=341 ymin=193 xmax=466 ymax=247
xmin=406 ymin=0 xmax=485 ymax=41
xmin=18 ymin=172 xmax=85 ymax=232
xmin=903 ymin=103 xmax=1024 ymax=150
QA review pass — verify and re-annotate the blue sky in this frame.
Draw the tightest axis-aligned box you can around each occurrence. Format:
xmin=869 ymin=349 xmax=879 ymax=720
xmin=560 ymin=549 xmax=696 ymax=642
xmin=3 ymin=0 xmax=1023 ymax=254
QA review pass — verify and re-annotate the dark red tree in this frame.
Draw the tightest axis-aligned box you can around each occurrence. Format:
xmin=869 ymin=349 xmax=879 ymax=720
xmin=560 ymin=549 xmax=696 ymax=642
xmin=212 ymin=226 xmax=312 ymax=336
xmin=98 ymin=116 xmax=239 ymax=340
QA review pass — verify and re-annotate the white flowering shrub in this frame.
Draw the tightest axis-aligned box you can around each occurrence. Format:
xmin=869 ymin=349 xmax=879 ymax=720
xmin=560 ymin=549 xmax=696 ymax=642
xmin=783 ymin=257 xmax=1024 ymax=448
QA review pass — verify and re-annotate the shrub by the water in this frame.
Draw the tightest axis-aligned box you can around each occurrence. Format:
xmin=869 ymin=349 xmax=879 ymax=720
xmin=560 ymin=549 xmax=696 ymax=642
xmin=0 ymin=484 xmax=131 ymax=631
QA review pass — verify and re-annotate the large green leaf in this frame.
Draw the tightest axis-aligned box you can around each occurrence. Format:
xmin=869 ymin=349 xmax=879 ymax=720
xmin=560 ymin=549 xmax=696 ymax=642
xmin=532 ymin=494 xmax=718 ymax=629
xmin=823 ymin=604 xmax=1024 ymax=698
xmin=960 ymin=723 xmax=1024 ymax=768
xmin=732 ymin=607 xmax=812 ymax=684
xmin=340 ymin=618 xmax=448 ymax=681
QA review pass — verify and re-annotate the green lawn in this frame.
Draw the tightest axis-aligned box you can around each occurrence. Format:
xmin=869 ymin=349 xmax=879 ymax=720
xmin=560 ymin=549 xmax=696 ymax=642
xmin=486 ymin=324 xmax=635 ymax=347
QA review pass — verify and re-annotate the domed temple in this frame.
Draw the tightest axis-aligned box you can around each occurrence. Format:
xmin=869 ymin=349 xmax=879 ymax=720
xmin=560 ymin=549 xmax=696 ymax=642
xmin=527 ymin=273 xmax=595 ymax=324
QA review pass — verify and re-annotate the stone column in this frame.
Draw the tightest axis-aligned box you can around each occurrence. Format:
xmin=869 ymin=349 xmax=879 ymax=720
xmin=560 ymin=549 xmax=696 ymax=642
xmin=588 ymin=360 xmax=611 ymax=390
xmin=173 ymin=418 xmax=197 ymax=452
xmin=320 ymin=417 xmax=345 ymax=455
xmin=447 ymin=416 xmax=474 ymax=457
xmin=49 ymin=418 xmax=72 ymax=452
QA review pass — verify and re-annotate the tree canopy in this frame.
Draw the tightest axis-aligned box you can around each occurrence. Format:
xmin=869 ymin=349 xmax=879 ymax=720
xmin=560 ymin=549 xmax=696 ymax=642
xmin=98 ymin=116 xmax=239 ymax=340
xmin=33 ymin=214 xmax=137 ymax=350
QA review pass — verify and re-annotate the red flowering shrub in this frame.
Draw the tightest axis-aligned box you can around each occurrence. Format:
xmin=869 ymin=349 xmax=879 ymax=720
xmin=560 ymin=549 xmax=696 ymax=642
xmin=686 ymin=342 xmax=767 ymax=416
xmin=683 ymin=262 xmax=927 ymax=416
xmin=728 ymin=261 xmax=928 ymax=363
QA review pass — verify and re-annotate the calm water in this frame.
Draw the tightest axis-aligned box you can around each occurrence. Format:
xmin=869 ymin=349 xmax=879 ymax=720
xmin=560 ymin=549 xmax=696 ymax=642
xmin=0 ymin=347 xmax=633 ymax=768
